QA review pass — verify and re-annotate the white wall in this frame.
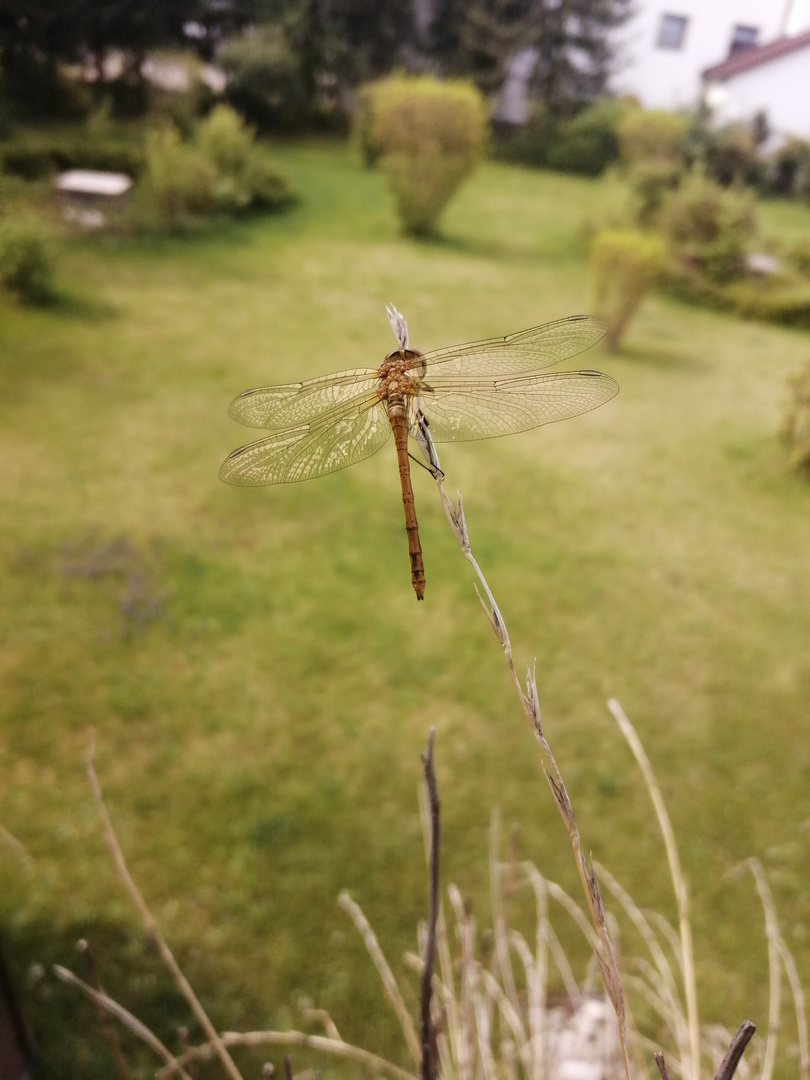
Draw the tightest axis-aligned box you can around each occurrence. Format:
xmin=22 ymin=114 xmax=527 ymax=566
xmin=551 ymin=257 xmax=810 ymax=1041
xmin=610 ymin=0 xmax=797 ymax=109
xmin=708 ymin=47 xmax=810 ymax=138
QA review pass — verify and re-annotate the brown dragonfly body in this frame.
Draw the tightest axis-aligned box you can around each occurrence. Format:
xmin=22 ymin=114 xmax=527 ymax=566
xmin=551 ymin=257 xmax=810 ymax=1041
xmin=220 ymin=312 xmax=617 ymax=600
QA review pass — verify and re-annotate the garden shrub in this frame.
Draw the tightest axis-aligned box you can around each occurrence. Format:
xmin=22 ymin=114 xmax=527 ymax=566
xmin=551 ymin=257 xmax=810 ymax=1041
xmin=353 ymin=81 xmax=383 ymax=167
xmin=0 ymin=216 xmax=56 ymax=304
xmin=368 ymin=75 xmax=487 ymax=236
xmin=781 ymin=361 xmax=810 ymax=470
xmin=703 ymin=122 xmax=760 ymax=187
xmin=767 ymin=137 xmax=810 ymax=198
xmin=140 ymin=105 xmax=290 ymax=229
xmin=0 ymin=128 xmax=145 ymax=180
xmin=627 ymin=158 xmax=682 ymax=226
xmin=142 ymin=125 xmax=217 ymax=227
xmin=619 ymin=108 xmax=688 ymax=166
xmin=790 ymin=236 xmax=810 ymax=277
xmin=590 ymin=229 xmax=663 ymax=349
xmin=545 ymin=100 xmax=624 ymax=177
xmin=659 ymin=166 xmax=756 ymax=283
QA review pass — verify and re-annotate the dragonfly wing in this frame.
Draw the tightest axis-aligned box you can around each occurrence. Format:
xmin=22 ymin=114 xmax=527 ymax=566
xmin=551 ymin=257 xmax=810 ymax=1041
xmin=220 ymin=398 xmax=391 ymax=485
xmin=420 ymin=315 xmax=607 ymax=378
xmin=228 ymin=369 xmax=379 ymax=429
xmin=416 ymin=370 xmax=618 ymax=443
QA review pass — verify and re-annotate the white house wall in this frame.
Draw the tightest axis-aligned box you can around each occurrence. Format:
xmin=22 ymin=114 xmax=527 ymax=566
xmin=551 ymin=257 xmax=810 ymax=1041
xmin=610 ymin=0 xmax=798 ymax=109
xmin=708 ymin=47 xmax=810 ymax=138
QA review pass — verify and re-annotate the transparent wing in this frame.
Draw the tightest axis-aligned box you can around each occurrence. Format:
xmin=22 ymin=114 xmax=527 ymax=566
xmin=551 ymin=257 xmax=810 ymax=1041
xmin=418 ymin=315 xmax=607 ymax=378
xmin=220 ymin=397 xmax=391 ymax=485
xmin=227 ymin=369 xmax=379 ymax=429
xmin=413 ymin=370 xmax=619 ymax=443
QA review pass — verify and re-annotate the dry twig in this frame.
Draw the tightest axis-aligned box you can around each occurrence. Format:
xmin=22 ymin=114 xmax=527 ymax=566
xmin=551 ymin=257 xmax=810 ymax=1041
xmin=420 ymin=728 xmax=440 ymax=1080
xmin=714 ymin=1021 xmax=756 ymax=1080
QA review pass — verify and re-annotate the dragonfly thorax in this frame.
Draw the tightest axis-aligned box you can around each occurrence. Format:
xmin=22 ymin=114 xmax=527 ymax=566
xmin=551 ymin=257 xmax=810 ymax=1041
xmin=377 ymin=348 xmax=427 ymax=405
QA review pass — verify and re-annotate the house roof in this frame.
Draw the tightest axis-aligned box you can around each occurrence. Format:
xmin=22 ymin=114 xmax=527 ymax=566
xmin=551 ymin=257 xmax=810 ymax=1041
xmin=703 ymin=27 xmax=810 ymax=81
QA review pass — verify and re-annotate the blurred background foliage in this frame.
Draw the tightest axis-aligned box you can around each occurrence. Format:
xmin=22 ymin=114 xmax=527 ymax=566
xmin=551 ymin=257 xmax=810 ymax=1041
xmin=1 ymin=2 xmax=810 ymax=1077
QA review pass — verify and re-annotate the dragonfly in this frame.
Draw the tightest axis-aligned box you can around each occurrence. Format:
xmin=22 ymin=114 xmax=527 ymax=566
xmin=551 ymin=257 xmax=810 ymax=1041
xmin=220 ymin=309 xmax=618 ymax=601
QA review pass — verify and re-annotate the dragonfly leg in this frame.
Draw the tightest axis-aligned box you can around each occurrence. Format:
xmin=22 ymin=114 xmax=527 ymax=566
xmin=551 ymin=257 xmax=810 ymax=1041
xmin=412 ymin=409 xmax=444 ymax=480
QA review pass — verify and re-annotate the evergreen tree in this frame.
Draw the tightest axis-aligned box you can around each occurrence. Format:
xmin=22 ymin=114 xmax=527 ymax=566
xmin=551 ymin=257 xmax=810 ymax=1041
xmin=429 ymin=0 xmax=630 ymax=112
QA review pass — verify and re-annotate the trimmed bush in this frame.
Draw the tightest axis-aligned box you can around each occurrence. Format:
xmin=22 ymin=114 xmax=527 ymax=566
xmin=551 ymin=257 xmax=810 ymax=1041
xmin=590 ymin=229 xmax=663 ymax=350
xmin=781 ymin=361 xmax=810 ymax=470
xmin=546 ymin=100 xmax=624 ymax=177
xmin=1 ymin=129 xmax=145 ymax=180
xmin=368 ymin=76 xmax=487 ymax=237
xmin=0 ymin=216 xmax=56 ymax=304
xmin=619 ymin=108 xmax=688 ymax=166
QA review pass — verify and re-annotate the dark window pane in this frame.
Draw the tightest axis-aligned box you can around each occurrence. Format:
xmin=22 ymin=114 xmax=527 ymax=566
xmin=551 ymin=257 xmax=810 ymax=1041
xmin=730 ymin=24 xmax=758 ymax=55
xmin=657 ymin=13 xmax=688 ymax=50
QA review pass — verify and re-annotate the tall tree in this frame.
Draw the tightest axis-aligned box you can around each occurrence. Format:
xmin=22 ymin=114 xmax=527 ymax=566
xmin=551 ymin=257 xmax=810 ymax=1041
xmin=430 ymin=0 xmax=534 ymax=95
xmin=429 ymin=0 xmax=630 ymax=113
xmin=0 ymin=0 xmax=199 ymax=111
xmin=529 ymin=0 xmax=630 ymax=116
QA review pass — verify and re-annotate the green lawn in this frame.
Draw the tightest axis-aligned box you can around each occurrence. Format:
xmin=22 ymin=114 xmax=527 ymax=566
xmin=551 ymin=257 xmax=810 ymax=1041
xmin=1 ymin=140 xmax=809 ymax=1078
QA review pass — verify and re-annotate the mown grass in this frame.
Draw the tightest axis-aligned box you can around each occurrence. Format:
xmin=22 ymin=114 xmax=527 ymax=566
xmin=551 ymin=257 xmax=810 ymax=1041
xmin=1 ymin=140 xmax=809 ymax=1078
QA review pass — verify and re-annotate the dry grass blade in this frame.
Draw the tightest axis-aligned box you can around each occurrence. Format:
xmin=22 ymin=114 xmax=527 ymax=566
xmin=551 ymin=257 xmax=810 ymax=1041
xmin=86 ymin=742 xmax=243 ymax=1080
xmin=338 ymin=890 xmax=421 ymax=1064
xmin=0 ymin=823 xmax=29 ymax=858
xmin=608 ymin=698 xmax=700 ymax=1080
xmin=156 ymin=1030 xmax=418 ymax=1080
xmin=433 ymin=476 xmax=632 ymax=1079
xmin=52 ymin=965 xmax=194 ymax=1080
xmin=732 ymin=858 xmax=809 ymax=1080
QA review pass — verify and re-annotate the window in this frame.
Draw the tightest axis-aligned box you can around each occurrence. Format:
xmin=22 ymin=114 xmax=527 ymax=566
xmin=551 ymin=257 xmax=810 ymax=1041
xmin=729 ymin=24 xmax=758 ymax=55
xmin=657 ymin=13 xmax=689 ymax=50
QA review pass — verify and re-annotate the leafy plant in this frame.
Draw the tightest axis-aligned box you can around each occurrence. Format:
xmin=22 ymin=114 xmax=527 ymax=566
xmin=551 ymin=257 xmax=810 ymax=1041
xmin=768 ymin=137 xmax=810 ymax=198
xmin=781 ymin=361 xmax=810 ymax=470
xmin=546 ymin=99 xmax=625 ymax=177
xmin=660 ymin=166 xmax=756 ymax=284
xmin=591 ymin=228 xmax=663 ymax=349
xmin=139 ymin=105 xmax=290 ymax=229
xmin=367 ymin=75 xmax=487 ymax=237
xmin=0 ymin=215 xmax=56 ymax=303
xmin=619 ymin=107 xmax=688 ymax=167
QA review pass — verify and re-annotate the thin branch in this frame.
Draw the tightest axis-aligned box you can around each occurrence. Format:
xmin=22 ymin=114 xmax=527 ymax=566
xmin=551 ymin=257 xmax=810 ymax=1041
xmin=713 ymin=1020 xmax=756 ymax=1080
xmin=654 ymin=1050 xmax=671 ymax=1080
xmin=419 ymin=728 xmax=440 ymax=1080
xmin=86 ymin=742 xmax=243 ymax=1080
xmin=52 ymin=965 xmax=194 ymax=1080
